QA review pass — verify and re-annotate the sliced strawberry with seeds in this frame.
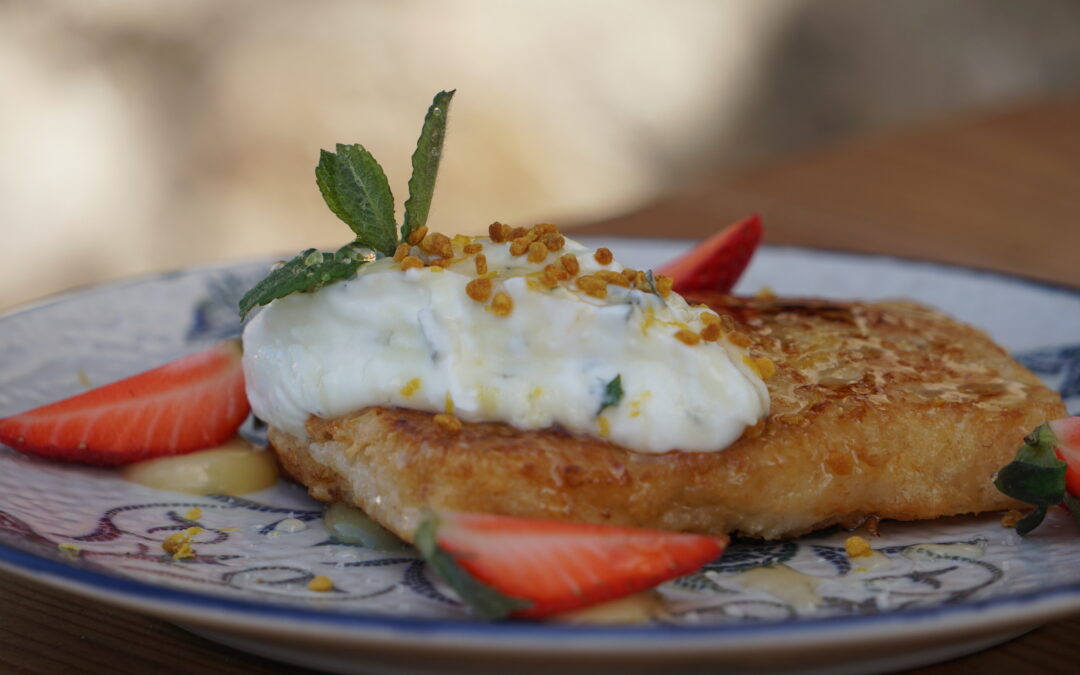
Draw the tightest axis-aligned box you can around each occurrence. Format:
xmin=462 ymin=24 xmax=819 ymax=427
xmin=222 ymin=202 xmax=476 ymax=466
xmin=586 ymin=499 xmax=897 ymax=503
xmin=0 ymin=341 xmax=249 ymax=467
xmin=415 ymin=510 xmax=727 ymax=619
xmin=658 ymin=214 xmax=763 ymax=295
xmin=995 ymin=416 xmax=1080 ymax=534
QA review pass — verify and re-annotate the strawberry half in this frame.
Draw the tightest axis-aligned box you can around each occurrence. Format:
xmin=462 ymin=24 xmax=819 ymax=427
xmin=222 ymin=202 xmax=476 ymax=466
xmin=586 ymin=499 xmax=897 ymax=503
xmin=995 ymin=416 xmax=1080 ymax=534
xmin=0 ymin=341 xmax=249 ymax=467
xmin=658 ymin=214 xmax=763 ymax=295
xmin=415 ymin=510 xmax=728 ymax=619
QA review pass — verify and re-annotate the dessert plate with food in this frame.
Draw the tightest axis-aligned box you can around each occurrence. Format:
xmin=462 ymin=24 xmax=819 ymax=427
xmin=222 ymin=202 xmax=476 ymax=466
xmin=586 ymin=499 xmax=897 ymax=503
xmin=1 ymin=91 xmax=1079 ymax=674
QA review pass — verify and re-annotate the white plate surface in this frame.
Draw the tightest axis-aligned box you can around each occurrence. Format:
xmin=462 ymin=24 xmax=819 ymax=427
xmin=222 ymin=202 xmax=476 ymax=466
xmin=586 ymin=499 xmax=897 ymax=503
xmin=1 ymin=239 xmax=1078 ymax=675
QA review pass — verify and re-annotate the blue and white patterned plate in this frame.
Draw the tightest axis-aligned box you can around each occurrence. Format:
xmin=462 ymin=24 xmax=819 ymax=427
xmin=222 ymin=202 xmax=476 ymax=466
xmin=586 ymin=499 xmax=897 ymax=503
xmin=1 ymin=239 xmax=1079 ymax=675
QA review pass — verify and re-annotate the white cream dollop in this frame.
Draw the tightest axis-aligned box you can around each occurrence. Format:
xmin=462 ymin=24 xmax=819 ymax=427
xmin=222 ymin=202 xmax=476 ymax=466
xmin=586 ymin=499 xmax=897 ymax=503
xmin=241 ymin=235 xmax=769 ymax=453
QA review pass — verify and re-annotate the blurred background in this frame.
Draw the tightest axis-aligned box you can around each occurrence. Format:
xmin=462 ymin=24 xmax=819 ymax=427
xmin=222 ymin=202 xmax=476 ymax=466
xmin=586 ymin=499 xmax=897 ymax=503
xmin=3 ymin=0 xmax=1080 ymax=311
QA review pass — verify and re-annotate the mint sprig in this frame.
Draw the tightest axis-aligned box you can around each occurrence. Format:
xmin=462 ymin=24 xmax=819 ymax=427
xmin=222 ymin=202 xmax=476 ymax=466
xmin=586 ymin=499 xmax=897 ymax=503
xmin=239 ymin=89 xmax=455 ymax=318
xmin=402 ymin=90 xmax=455 ymax=244
xmin=414 ymin=512 xmax=531 ymax=620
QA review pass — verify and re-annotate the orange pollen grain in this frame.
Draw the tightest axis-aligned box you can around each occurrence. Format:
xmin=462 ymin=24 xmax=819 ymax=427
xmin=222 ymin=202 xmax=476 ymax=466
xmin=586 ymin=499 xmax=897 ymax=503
xmin=400 ymin=378 xmax=422 ymax=397
xmin=701 ymin=312 xmax=721 ymax=325
xmin=408 ymin=226 xmax=428 ymax=246
xmin=534 ymin=223 xmax=558 ymax=235
xmin=509 ymin=231 xmax=539 ymax=256
xmin=728 ymin=332 xmax=752 ymax=348
xmin=596 ymin=270 xmax=629 ymax=287
xmin=542 ymin=233 xmax=565 ymax=252
xmin=560 ymin=254 xmax=580 ymax=276
xmin=490 ymin=292 xmax=514 ymax=316
xmin=466 ymin=278 xmax=493 ymax=303
xmin=507 ymin=226 xmax=529 ymax=240
xmin=489 ymin=222 xmax=507 ymax=243
xmin=400 ymin=256 xmax=424 ymax=270
xmin=538 ymin=267 xmax=560 ymax=288
xmin=527 ymin=241 xmax=548 ymax=264
xmin=594 ymin=248 xmax=613 ymax=265
xmin=655 ymin=274 xmax=674 ymax=297
xmin=675 ymin=329 xmax=701 ymax=346
xmin=421 ymin=232 xmax=453 ymax=258
xmin=700 ymin=324 xmax=722 ymax=342
xmin=575 ymin=275 xmax=608 ymax=299
xmin=474 ymin=254 xmax=488 ymax=275
xmin=162 ymin=527 xmax=201 ymax=559
xmin=393 ymin=243 xmax=410 ymax=262
xmin=433 ymin=414 xmax=463 ymax=434
xmin=755 ymin=357 xmax=777 ymax=380
xmin=541 ymin=264 xmax=569 ymax=287
xmin=844 ymin=536 xmax=873 ymax=558
xmin=463 ymin=243 xmax=483 ymax=255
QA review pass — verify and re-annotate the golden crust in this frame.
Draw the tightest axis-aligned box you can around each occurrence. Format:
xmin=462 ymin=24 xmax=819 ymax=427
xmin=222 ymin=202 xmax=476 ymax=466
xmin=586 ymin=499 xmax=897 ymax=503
xmin=268 ymin=295 xmax=1066 ymax=542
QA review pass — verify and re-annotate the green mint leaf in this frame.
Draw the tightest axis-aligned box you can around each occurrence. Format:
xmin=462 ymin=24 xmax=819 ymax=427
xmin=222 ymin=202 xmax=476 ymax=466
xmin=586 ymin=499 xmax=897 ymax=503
xmin=1015 ymin=506 xmax=1048 ymax=536
xmin=414 ymin=513 xmax=531 ymax=620
xmin=994 ymin=459 xmax=1066 ymax=507
xmin=402 ymin=90 xmax=455 ymax=244
xmin=597 ymin=375 xmax=624 ymax=415
xmin=995 ymin=423 xmax=1068 ymax=535
xmin=238 ymin=244 xmax=371 ymax=319
xmin=315 ymin=149 xmax=348 ymax=224
xmin=315 ymin=143 xmax=398 ymax=256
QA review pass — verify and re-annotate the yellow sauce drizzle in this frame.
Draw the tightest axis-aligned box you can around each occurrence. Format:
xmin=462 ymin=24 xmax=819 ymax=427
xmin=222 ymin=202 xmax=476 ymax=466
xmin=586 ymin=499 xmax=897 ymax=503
xmin=123 ymin=436 xmax=278 ymax=496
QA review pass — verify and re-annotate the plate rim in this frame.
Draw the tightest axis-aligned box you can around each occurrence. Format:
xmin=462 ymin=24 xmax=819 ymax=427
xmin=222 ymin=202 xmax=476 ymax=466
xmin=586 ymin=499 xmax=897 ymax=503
xmin=2 ymin=539 xmax=1080 ymax=651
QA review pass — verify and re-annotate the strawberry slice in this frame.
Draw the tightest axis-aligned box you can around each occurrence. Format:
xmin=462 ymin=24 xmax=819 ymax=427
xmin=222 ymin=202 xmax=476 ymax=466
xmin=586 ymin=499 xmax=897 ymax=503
xmin=415 ymin=510 xmax=727 ymax=619
xmin=658 ymin=214 xmax=763 ymax=295
xmin=0 ymin=341 xmax=249 ymax=467
xmin=995 ymin=416 xmax=1080 ymax=534
xmin=1050 ymin=417 xmax=1080 ymax=498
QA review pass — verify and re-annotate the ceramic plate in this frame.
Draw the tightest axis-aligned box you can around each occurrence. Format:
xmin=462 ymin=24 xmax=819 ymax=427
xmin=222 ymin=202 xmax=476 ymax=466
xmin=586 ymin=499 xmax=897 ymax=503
xmin=1 ymin=239 xmax=1079 ymax=675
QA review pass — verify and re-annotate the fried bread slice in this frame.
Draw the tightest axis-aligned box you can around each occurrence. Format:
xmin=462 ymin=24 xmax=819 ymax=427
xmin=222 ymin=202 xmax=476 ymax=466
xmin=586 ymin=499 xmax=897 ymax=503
xmin=268 ymin=295 xmax=1066 ymax=541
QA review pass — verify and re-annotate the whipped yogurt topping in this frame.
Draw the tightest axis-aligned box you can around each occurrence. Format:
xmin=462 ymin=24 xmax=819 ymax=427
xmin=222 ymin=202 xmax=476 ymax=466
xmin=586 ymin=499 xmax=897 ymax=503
xmin=242 ymin=228 xmax=769 ymax=453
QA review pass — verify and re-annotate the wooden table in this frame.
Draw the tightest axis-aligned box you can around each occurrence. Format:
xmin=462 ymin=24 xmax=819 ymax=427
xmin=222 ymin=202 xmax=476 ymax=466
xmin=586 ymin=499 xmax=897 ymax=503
xmin=3 ymin=94 xmax=1079 ymax=674
xmin=576 ymin=94 xmax=1080 ymax=290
